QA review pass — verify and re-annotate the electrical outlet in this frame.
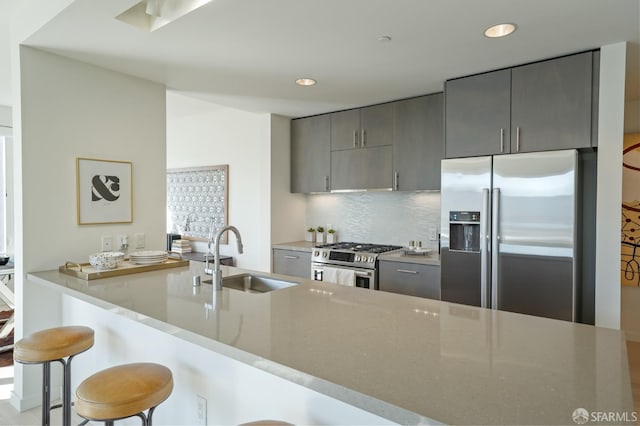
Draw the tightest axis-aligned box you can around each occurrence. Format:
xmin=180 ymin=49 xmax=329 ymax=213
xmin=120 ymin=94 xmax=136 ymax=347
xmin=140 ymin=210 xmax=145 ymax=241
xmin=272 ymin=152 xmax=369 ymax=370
xmin=196 ymin=395 xmax=207 ymax=425
xmin=429 ymin=227 xmax=437 ymax=241
xmin=134 ymin=233 xmax=145 ymax=249
xmin=101 ymin=235 xmax=113 ymax=252
xmin=118 ymin=234 xmax=129 ymax=251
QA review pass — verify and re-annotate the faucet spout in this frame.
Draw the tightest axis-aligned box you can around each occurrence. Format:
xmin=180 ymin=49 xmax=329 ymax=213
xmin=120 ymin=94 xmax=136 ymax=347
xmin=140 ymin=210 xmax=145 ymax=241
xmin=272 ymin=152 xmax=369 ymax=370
xmin=204 ymin=224 xmax=243 ymax=291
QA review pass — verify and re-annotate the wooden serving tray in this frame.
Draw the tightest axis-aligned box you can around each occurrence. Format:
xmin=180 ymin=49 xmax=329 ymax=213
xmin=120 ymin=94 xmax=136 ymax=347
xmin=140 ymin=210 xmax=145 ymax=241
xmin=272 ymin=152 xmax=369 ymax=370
xmin=59 ymin=257 xmax=190 ymax=280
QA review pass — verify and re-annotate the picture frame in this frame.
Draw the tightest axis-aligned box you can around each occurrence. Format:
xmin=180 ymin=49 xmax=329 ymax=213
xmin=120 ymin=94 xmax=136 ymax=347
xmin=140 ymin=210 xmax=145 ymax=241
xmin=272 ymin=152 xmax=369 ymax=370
xmin=76 ymin=157 xmax=133 ymax=225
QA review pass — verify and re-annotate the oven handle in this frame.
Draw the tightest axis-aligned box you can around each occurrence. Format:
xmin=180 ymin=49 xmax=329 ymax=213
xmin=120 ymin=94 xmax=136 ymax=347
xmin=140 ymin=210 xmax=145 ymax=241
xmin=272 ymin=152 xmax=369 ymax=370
xmin=312 ymin=263 xmax=374 ymax=275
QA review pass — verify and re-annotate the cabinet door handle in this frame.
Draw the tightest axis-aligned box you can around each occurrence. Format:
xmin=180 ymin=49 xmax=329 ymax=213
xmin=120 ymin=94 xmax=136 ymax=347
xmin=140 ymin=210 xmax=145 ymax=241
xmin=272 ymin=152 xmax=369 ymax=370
xmin=397 ymin=269 xmax=418 ymax=274
xmin=394 ymin=172 xmax=399 ymax=191
xmin=353 ymin=130 xmax=358 ymax=148
xmin=516 ymin=127 xmax=521 ymax=152
xmin=500 ymin=128 xmax=504 ymax=153
xmin=284 ymin=255 xmax=299 ymax=260
xmin=361 ymin=129 xmax=366 ymax=147
xmin=324 ymin=175 xmax=329 ymax=192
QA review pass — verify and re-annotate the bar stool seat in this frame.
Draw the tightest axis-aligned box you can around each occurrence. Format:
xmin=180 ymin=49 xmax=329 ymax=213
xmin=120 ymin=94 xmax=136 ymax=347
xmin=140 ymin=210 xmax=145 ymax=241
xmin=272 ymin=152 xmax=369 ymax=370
xmin=75 ymin=362 xmax=173 ymax=425
xmin=14 ymin=326 xmax=94 ymax=362
xmin=14 ymin=325 xmax=94 ymax=426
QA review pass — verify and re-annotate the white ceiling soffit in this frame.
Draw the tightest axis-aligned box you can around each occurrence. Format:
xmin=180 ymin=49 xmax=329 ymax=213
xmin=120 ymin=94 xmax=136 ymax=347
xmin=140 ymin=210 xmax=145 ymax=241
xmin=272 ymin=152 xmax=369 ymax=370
xmin=116 ymin=0 xmax=214 ymax=32
xmin=22 ymin=0 xmax=640 ymax=118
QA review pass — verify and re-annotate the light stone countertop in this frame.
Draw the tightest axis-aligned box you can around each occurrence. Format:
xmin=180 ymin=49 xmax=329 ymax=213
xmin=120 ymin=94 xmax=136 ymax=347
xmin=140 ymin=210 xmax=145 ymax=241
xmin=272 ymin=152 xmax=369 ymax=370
xmin=272 ymin=241 xmax=315 ymax=252
xmin=273 ymin=241 xmax=441 ymax=266
xmin=29 ymin=263 xmax=633 ymax=425
xmin=378 ymin=251 xmax=441 ymax=266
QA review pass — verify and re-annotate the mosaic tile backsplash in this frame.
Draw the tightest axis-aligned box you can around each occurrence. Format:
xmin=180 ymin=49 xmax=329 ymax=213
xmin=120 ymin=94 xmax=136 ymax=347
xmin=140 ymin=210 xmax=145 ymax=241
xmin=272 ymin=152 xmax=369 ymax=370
xmin=306 ymin=191 xmax=441 ymax=248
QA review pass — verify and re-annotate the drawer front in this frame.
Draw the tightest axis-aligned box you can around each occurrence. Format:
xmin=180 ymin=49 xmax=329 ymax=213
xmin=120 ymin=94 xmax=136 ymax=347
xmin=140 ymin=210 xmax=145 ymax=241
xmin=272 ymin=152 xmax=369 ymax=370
xmin=378 ymin=261 xmax=441 ymax=300
xmin=272 ymin=249 xmax=311 ymax=279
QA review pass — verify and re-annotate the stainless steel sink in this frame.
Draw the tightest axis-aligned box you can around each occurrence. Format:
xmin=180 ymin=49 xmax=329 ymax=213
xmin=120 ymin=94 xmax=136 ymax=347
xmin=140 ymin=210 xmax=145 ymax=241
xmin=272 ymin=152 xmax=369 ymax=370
xmin=204 ymin=274 xmax=299 ymax=293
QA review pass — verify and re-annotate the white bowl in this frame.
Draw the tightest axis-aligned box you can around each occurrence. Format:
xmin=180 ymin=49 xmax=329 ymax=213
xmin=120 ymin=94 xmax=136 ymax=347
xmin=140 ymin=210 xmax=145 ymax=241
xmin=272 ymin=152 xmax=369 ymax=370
xmin=89 ymin=252 xmax=125 ymax=270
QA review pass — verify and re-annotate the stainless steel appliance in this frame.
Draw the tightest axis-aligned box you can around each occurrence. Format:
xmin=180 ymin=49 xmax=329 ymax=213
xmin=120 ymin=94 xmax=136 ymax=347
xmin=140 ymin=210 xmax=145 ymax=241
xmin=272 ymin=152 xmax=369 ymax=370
xmin=311 ymin=242 xmax=402 ymax=289
xmin=440 ymin=150 xmax=578 ymax=321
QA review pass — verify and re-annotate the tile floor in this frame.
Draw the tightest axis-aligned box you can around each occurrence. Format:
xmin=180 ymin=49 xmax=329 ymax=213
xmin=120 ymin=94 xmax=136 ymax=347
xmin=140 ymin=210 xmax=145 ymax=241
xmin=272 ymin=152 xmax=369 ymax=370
xmin=627 ymin=340 xmax=640 ymax=425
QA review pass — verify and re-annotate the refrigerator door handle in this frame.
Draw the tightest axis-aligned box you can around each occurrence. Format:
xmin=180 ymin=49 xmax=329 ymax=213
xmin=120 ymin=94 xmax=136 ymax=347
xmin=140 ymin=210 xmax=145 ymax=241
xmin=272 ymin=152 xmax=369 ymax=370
xmin=481 ymin=188 xmax=491 ymax=308
xmin=491 ymin=188 xmax=500 ymax=309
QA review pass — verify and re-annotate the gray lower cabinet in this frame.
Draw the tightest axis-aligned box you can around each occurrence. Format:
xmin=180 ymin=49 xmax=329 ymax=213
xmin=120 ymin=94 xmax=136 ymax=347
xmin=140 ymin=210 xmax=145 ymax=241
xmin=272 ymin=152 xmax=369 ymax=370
xmin=291 ymin=114 xmax=331 ymax=193
xmin=272 ymin=249 xmax=311 ymax=279
xmin=393 ymin=93 xmax=444 ymax=190
xmin=378 ymin=261 xmax=441 ymax=300
xmin=331 ymin=146 xmax=393 ymax=190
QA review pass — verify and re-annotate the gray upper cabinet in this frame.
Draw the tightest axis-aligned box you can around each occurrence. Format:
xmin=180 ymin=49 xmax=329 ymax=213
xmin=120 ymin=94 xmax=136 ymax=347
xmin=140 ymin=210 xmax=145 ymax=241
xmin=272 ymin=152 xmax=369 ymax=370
xmin=393 ymin=93 xmax=444 ymax=191
xmin=360 ymin=103 xmax=394 ymax=148
xmin=445 ymin=69 xmax=511 ymax=158
xmin=331 ymin=146 xmax=393 ymax=190
xmin=330 ymin=103 xmax=394 ymax=190
xmin=445 ymin=51 xmax=597 ymax=158
xmin=331 ymin=109 xmax=361 ymax=151
xmin=291 ymin=114 xmax=331 ymax=193
xmin=510 ymin=51 xmax=594 ymax=153
xmin=331 ymin=103 xmax=394 ymax=151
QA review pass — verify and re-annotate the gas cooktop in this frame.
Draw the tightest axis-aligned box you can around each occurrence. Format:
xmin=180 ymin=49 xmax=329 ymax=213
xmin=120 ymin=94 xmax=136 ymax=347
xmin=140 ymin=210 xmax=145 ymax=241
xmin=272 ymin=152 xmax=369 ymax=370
xmin=315 ymin=242 xmax=403 ymax=254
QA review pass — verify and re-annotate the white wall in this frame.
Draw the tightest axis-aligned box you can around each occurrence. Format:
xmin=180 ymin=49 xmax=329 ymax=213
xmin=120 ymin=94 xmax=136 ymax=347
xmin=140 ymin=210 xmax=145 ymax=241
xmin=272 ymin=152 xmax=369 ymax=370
xmin=595 ymin=42 xmax=627 ymax=329
xmin=167 ymin=92 xmax=274 ymax=272
xmin=0 ymin=106 xmax=13 ymax=255
xmin=0 ymin=105 xmax=11 ymax=127
xmin=270 ymin=114 xmax=306 ymax=246
xmin=12 ymin=46 xmax=167 ymax=410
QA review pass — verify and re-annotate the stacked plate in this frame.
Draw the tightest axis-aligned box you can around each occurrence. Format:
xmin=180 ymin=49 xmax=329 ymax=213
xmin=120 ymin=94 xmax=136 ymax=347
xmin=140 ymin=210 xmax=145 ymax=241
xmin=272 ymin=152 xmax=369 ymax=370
xmin=129 ymin=250 xmax=168 ymax=265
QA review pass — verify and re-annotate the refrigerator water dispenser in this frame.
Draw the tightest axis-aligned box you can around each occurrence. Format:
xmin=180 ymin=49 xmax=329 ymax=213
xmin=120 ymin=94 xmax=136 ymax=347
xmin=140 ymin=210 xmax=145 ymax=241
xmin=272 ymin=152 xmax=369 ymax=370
xmin=449 ymin=211 xmax=480 ymax=252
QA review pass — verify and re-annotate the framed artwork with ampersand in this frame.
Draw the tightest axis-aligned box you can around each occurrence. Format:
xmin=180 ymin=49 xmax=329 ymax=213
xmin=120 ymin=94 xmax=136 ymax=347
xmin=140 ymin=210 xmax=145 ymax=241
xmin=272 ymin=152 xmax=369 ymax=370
xmin=76 ymin=157 xmax=132 ymax=225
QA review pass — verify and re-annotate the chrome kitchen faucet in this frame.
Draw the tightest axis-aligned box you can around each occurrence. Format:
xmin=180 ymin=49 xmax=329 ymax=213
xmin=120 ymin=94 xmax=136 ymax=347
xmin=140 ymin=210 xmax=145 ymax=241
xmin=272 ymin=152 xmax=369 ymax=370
xmin=205 ymin=224 xmax=243 ymax=290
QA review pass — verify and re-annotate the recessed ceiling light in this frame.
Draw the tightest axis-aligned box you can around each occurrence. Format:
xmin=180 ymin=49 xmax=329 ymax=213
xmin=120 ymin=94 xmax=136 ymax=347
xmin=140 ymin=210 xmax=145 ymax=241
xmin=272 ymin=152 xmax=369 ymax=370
xmin=295 ymin=78 xmax=317 ymax=86
xmin=378 ymin=35 xmax=392 ymax=43
xmin=484 ymin=23 xmax=517 ymax=38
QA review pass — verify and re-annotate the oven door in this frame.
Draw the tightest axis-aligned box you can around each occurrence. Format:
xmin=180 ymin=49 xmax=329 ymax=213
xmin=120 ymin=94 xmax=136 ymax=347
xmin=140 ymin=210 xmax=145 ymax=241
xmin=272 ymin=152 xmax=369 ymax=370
xmin=311 ymin=262 xmax=376 ymax=290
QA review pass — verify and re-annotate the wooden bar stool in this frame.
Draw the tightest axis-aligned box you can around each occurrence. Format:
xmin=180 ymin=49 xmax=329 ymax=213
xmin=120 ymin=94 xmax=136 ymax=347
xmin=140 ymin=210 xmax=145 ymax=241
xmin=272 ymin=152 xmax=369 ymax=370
xmin=75 ymin=362 xmax=173 ymax=426
xmin=14 ymin=325 xmax=94 ymax=426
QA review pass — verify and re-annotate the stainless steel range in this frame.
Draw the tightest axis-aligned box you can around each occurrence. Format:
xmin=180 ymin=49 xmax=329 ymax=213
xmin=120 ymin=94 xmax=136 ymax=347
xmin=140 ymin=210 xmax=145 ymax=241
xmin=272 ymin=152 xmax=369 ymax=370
xmin=311 ymin=242 xmax=402 ymax=290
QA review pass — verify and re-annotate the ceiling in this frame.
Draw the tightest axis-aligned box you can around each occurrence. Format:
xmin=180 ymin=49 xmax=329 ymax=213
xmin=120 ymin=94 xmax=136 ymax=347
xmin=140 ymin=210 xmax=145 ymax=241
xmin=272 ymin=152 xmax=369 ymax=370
xmin=2 ymin=0 xmax=640 ymax=117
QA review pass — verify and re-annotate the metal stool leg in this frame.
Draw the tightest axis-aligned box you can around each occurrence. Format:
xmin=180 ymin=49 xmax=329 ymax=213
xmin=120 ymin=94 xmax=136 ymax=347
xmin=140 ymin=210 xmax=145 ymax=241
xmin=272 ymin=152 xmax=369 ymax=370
xmin=41 ymin=361 xmax=51 ymax=426
xmin=61 ymin=356 xmax=74 ymax=426
xmin=147 ymin=406 xmax=157 ymax=426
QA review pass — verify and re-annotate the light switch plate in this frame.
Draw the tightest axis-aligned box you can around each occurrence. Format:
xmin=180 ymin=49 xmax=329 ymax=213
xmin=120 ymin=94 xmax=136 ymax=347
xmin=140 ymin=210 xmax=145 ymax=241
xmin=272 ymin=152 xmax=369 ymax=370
xmin=196 ymin=395 xmax=207 ymax=425
xmin=429 ymin=227 xmax=437 ymax=241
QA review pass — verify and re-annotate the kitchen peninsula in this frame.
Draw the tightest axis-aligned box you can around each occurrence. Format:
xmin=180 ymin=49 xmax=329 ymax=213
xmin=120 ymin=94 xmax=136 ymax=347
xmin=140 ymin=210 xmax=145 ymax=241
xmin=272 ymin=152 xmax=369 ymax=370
xmin=27 ymin=263 xmax=633 ymax=425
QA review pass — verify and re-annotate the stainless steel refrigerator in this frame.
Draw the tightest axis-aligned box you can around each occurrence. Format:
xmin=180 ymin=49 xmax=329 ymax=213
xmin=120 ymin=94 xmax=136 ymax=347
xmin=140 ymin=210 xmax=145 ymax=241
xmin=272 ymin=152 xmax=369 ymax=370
xmin=440 ymin=150 xmax=577 ymax=321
